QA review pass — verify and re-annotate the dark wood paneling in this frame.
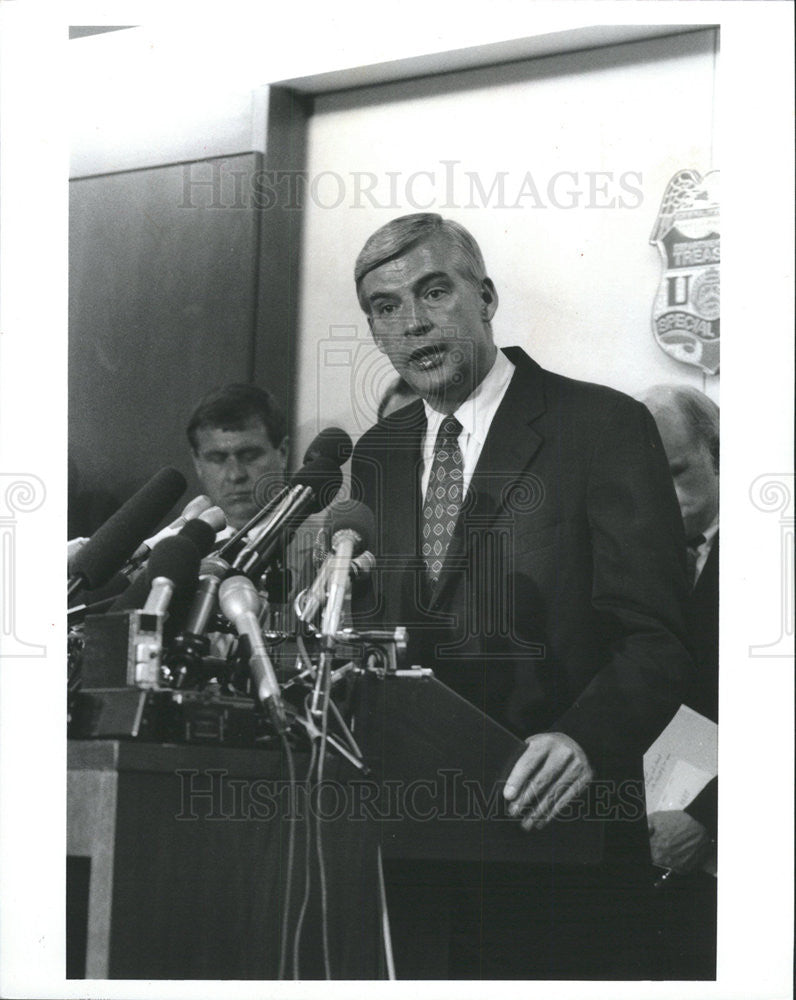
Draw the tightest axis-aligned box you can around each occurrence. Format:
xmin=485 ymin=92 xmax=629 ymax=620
xmin=69 ymin=154 xmax=261 ymax=513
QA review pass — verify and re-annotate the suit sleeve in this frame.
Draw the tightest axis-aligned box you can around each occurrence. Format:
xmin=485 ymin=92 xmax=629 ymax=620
xmin=553 ymin=397 xmax=695 ymax=774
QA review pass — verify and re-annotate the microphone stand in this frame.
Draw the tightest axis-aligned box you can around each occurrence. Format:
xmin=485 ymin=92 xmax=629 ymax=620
xmin=291 ymin=707 xmax=368 ymax=773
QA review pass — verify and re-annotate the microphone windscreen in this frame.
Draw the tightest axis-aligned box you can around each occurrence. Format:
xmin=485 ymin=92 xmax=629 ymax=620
xmin=107 ymin=570 xmax=151 ymax=613
xmin=177 ymin=518 xmax=218 ymax=558
xmin=70 ymin=467 xmax=187 ymax=590
xmin=291 ymin=457 xmax=343 ymax=512
xmin=107 ymin=535 xmax=200 ymax=616
xmin=146 ymin=534 xmax=202 ymax=592
xmin=302 ymin=427 xmax=353 ymax=468
xmin=198 ymin=506 xmax=227 ymax=532
xmin=329 ymin=499 xmax=375 ymax=552
xmin=181 ymin=494 xmax=213 ymax=520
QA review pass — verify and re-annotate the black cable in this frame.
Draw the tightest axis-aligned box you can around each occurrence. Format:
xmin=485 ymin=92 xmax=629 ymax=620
xmin=277 ymin=729 xmax=297 ymax=981
xmin=314 ymin=649 xmax=333 ymax=979
xmin=292 ymin=739 xmax=318 ymax=980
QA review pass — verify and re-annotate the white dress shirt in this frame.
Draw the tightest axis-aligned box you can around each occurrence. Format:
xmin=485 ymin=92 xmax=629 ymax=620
xmin=420 ymin=349 xmax=516 ymax=501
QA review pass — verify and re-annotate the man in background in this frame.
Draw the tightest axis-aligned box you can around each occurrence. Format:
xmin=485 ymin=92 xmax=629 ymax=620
xmin=187 ymin=383 xmax=288 ymax=533
xmin=186 ymin=383 xmax=326 ymax=627
xmin=643 ymin=384 xmax=719 ymax=979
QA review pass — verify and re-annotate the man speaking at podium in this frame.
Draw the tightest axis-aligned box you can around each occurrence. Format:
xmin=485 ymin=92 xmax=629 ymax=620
xmin=350 ymin=214 xmax=693 ymax=978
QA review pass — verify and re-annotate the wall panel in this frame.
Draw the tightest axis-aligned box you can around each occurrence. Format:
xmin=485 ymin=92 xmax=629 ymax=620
xmin=69 ymin=154 xmax=260 ymax=516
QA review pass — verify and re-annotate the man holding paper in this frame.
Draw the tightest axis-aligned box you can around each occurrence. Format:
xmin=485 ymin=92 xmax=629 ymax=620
xmin=643 ymin=384 xmax=719 ymax=980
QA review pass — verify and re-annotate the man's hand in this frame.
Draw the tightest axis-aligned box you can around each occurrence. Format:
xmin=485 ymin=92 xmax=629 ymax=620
xmin=647 ymin=810 xmax=711 ymax=873
xmin=503 ymin=732 xmax=593 ymax=831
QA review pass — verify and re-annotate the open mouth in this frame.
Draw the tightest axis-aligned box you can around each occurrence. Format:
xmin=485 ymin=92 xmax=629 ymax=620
xmin=409 ymin=344 xmax=446 ymax=371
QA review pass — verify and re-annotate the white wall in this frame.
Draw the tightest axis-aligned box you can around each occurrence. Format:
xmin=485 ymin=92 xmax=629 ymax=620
xmin=295 ymin=29 xmax=719 ymax=457
xmin=69 ymin=27 xmax=271 ymax=176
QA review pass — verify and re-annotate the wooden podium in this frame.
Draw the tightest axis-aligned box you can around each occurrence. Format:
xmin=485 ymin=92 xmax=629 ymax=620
xmin=67 ymin=739 xmax=382 ymax=979
xmin=357 ymin=671 xmax=604 ymax=864
xmin=354 ymin=672 xmax=608 ymax=978
xmin=67 ymin=672 xmax=606 ymax=979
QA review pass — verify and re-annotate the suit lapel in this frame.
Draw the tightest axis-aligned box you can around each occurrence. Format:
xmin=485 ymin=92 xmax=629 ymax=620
xmin=429 ymin=348 xmax=547 ymax=606
xmin=377 ymin=401 xmax=427 ymax=615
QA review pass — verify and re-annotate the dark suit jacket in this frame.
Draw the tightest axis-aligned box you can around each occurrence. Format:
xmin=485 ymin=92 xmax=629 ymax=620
xmin=352 ymin=347 xmax=693 ymax=786
xmin=684 ymin=535 xmax=719 ymax=836
xmin=686 ymin=536 xmax=719 ymax=723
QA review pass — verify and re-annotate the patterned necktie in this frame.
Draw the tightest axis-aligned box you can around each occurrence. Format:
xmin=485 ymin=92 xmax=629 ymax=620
xmin=422 ymin=415 xmax=464 ymax=583
xmin=686 ymin=534 xmax=706 ymax=590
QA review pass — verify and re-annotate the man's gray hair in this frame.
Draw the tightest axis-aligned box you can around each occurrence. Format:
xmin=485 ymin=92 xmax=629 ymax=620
xmin=354 ymin=213 xmax=487 ymax=310
xmin=644 ymin=384 xmax=720 ymax=472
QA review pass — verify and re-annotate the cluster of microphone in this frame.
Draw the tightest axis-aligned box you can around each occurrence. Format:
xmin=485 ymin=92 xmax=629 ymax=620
xmin=68 ymin=428 xmax=376 ymax=737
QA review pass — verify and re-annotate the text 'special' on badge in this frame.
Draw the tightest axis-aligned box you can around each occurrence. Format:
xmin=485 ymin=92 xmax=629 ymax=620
xmin=650 ymin=169 xmax=720 ymax=375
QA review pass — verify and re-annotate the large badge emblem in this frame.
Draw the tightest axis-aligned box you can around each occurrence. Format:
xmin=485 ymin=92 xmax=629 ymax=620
xmin=650 ymin=169 xmax=720 ymax=375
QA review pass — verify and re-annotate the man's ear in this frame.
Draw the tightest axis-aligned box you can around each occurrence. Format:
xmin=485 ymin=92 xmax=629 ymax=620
xmin=480 ymin=278 xmax=499 ymax=321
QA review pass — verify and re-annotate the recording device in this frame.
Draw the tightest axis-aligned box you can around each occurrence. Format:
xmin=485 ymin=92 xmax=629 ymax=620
xmin=80 ymin=607 xmax=165 ymax=690
xmin=80 ymin=518 xmax=217 ymax=690
xmin=218 ymin=576 xmax=288 ymax=732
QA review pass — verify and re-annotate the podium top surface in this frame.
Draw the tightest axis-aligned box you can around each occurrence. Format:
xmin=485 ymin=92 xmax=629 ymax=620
xmin=67 ymin=738 xmax=306 ymax=779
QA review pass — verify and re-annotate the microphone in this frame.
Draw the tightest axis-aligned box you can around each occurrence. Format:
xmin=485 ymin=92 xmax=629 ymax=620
xmin=165 ymin=553 xmax=232 ymax=687
xmin=302 ymin=426 xmax=353 ymax=467
xmin=232 ymin=457 xmax=343 ymax=579
xmin=181 ymin=553 xmax=232 ymax=637
xmin=217 ymin=486 xmax=291 ymax=562
xmin=299 ymin=547 xmax=373 ymax=619
xmin=67 ymin=467 xmax=187 ymax=599
xmin=67 ymin=537 xmax=89 ymax=570
xmin=218 ymin=576 xmax=287 ymax=732
xmin=173 ymin=507 xmax=226 ymax=552
xmin=218 ymin=428 xmax=353 ymax=563
xmin=142 ymin=534 xmax=203 ymax=615
xmin=121 ymin=494 xmax=214 ymax=573
xmin=299 ymin=532 xmax=376 ymax=623
xmin=109 ymin=515 xmax=222 ymax=614
xmin=350 ymin=550 xmax=376 ymax=583
xmin=319 ymin=501 xmax=375 ymax=640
